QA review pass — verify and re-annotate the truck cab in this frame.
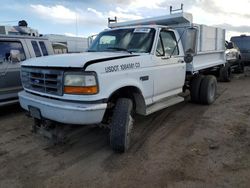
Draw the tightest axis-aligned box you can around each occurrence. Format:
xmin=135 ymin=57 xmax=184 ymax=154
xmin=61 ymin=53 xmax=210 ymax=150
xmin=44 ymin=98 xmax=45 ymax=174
xmin=225 ymin=41 xmax=244 ymax=73
xmin=87 ymin=26 xmax=186 ymax=103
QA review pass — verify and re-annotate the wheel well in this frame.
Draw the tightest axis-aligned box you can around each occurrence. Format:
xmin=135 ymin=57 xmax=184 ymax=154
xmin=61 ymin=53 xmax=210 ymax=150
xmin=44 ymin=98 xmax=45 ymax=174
xmin=110 ymin=86 xmax=145 ymax=112
xmin=104 ymin=86 xmax=146 ymax=121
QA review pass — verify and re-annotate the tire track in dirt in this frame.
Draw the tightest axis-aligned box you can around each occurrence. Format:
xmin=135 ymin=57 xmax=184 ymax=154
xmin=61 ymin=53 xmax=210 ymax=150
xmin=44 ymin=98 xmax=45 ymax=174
xmin=2 ymin=76 xmax=250 ymax=188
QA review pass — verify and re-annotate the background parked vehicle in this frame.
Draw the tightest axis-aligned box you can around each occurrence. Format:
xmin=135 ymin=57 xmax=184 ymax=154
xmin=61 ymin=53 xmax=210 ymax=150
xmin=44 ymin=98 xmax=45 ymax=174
xmin=225 ymin=41 xmax=244 ymax=73
xmin=231 ymin=35 xmax=250 ymax=65
xmin=0 ymin=20 xmax=94 ymax=106
xmin=0 ymin=21 xmax=54 ymax=106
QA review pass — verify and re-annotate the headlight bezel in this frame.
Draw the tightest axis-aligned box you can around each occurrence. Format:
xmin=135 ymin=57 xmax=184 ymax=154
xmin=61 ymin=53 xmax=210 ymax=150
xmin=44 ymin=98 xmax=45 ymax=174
xmin=63 ymin=71 xmax=99 ymax=95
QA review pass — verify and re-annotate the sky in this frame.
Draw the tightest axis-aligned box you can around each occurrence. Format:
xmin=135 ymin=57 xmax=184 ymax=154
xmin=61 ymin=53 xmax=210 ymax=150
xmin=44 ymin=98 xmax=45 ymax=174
xmin=0 ymin=0 xmax=250 ymax=40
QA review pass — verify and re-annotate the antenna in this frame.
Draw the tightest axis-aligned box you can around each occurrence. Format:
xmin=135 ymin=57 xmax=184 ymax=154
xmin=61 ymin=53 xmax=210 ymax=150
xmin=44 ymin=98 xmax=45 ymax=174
xmin=170 ymin=4 xmax=183 ymax=14
xmin=75 ymin=13 xmax=78 ymax=37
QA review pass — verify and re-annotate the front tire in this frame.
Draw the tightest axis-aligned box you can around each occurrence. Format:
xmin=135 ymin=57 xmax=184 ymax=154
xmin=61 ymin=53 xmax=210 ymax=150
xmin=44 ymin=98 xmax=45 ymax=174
xmin=219 ymin=64 xmax=232 ymax=82
xmin=110 ymin=98 xmax=134 ymax=153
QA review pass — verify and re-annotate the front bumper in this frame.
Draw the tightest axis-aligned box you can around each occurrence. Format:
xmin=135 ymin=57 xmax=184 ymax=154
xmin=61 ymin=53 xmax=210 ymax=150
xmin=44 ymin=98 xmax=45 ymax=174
xmin=18 ymin=91 xmax=107 ymax=125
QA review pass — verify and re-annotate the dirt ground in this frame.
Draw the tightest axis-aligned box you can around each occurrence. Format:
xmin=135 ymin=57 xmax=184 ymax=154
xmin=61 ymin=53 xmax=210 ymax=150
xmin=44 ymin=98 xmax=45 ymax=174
xmin=0 ymin=71 xmax=250 ymax=188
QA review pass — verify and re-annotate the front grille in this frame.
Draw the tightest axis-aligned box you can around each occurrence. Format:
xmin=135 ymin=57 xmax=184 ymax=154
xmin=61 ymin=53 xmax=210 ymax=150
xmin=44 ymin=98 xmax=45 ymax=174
xmin=21 ymin=67 xmax=64 ymax=96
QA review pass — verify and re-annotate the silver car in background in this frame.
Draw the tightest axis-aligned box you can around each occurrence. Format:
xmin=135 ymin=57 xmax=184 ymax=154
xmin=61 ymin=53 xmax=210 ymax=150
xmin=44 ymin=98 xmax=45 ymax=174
xmin=0 ymin=35 xmax=54 ymax=106
xmin=225 ymin=40 xmax=244 ymax=73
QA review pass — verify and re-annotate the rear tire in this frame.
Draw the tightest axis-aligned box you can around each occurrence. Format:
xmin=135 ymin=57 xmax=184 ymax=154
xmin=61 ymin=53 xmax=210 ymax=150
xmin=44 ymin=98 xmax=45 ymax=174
xmin=190 ymin=75 xmax=203 ymax=103
xmin=110 ymin=98 xmax=134 ymax=153
xmin=200 ymin=75 xmax=217 ymax=105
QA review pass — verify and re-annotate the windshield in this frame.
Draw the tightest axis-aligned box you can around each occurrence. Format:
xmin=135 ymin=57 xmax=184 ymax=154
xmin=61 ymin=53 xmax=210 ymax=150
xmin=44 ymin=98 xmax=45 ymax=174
xmin=88 ymin=28 xmax=155 ymax=53
xmin=231 ymin=37 xmax=250 ymax=50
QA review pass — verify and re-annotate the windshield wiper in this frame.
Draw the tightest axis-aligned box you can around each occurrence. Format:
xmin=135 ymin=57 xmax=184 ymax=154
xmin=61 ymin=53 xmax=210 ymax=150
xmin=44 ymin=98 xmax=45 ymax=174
xmin=106 ymin=47 xmax=133 ymax=54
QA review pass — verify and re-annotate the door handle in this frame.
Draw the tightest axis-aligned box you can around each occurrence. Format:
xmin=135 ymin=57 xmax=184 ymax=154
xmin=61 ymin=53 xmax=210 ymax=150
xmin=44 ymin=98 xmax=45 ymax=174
xmin=161 ymin=56 xmax=170 ymax=60
xmin=178 ymin=60 xmax=185 ymax=63
xmin=140 ymin=76 xmax=149 ymax=81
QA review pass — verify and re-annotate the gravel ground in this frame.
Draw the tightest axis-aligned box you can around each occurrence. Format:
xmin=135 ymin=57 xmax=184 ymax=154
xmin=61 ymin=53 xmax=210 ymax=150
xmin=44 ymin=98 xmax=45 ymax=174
xmin=0 ymin=71 xmax=250 ymax=188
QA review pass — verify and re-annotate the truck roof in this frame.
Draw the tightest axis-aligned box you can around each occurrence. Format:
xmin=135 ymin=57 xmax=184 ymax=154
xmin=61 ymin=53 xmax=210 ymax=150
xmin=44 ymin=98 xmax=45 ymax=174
xmin=231 ymin=35 xmax=250 ymax=40
xmin=108 ymin=12 xmax=193 ymax=28
xmin=104 ymin=25 xmax=170 ymax=31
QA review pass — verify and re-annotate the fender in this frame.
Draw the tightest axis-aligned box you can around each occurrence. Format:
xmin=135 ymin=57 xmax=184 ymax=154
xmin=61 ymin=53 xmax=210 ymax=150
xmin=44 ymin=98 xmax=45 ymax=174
xmin=105 ymin=80 xmax=148 ymax=115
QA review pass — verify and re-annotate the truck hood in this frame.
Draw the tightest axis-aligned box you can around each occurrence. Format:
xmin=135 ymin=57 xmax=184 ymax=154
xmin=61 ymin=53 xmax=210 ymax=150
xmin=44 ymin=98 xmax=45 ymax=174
xmin=21 ymin=52 xmax=139 ymax=69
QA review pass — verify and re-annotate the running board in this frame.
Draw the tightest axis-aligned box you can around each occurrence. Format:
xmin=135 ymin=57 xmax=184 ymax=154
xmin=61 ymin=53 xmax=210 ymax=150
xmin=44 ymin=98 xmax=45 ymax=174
xmin=0 ymin=99 xmax=19 ymax=106
xmin=146 ymin=95 xmax=184 ymax=115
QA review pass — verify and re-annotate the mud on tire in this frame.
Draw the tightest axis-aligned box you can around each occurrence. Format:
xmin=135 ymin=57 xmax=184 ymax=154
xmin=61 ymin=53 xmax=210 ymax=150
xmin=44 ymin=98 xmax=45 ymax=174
xmin=110 ymin=98 xmax=134 ymax=153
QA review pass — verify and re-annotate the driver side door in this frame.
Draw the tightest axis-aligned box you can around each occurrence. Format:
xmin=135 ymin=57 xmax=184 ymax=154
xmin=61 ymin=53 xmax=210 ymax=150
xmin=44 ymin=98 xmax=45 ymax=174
xmin=0 ymin=40 xmax=26 ymax=101
xmin=153 ymin=29 xmax=186 ymax=102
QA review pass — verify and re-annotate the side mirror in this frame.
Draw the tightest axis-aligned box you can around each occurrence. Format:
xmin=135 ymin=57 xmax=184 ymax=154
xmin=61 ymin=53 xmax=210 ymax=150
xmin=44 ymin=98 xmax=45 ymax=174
xmin=10 ymin=50 xmax=21 ymax=63
xmin=184 ymin=54 xmax=193 ymax=63
xmin=227 ymin=42 xmax=233 ymax=49
xmin=183 ymin=27 xmax=198 ymax=63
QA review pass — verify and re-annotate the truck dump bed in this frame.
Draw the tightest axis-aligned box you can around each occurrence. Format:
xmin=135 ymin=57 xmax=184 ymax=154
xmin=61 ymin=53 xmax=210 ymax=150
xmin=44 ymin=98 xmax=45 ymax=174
xmin=109 ymin=12 xmax=226 ymax=72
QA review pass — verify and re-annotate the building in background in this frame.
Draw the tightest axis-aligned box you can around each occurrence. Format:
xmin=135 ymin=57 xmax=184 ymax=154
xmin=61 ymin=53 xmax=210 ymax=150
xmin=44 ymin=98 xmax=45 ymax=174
xmin=45 ymin=34 xmax=91 ymax=54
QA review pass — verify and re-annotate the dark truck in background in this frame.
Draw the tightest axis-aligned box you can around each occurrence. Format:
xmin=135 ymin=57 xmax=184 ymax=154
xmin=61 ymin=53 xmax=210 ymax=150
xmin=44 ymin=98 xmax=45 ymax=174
xmin=231 ymin=35 xmax=250 ymax=65
xmin=0 ymin=20 xmax=54 ymax=106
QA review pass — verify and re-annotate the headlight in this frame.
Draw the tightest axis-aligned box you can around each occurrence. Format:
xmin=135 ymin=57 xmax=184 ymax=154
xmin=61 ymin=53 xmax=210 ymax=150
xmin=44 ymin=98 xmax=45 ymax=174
xmin=64 ymin=72 xmax=98 ymax=95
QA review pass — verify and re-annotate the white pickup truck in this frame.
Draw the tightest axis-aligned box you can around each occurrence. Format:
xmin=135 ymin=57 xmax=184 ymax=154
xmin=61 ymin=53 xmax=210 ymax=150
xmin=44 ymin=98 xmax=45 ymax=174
xmin=19 ymin=12 xmax=229 ymax=152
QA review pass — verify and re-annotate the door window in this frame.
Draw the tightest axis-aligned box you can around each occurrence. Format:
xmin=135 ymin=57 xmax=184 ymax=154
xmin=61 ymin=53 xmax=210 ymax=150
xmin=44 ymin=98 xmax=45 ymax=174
xmin=156 ymin=30 xmax=179 ymax=56
xmin=31 ymin=41 xmax=41 ymax=57
xmin=98 ymin=35 xmax=116 ymax=51
xmin=39 ymin=41 xmax=48 ymax=56
xmin=0 ymin=41 xmax=26 ymax=63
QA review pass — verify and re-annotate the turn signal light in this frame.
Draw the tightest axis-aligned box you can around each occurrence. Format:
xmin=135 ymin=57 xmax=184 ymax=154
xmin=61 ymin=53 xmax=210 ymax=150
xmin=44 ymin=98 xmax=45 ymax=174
xmin=64 ymin=86 xmax=98 ymax=95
